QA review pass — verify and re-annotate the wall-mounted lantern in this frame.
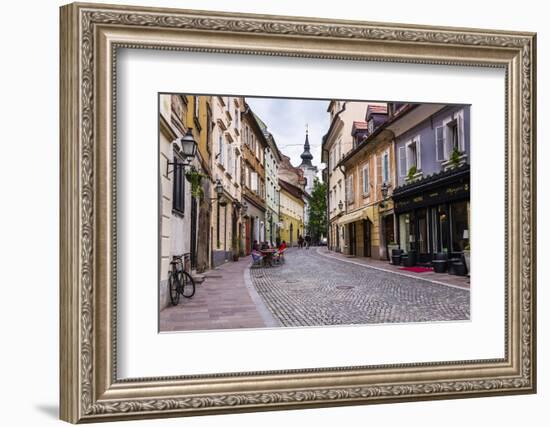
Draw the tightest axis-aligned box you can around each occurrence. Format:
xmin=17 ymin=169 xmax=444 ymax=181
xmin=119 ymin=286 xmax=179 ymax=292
xmin=379 ymin=182 xmax=389 ymax=208
xmin=167 ymin=129 xmax=197 ymax=174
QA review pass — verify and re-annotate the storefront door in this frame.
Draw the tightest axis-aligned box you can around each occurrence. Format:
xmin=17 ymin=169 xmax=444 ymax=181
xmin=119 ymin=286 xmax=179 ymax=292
xmin=349 ymin=223 xmax=356 ymax=256
xmin=383 ymin=215 xmax=395 ymax=260
xmin=363 ymin=219 xmax=371 ymax=257
xmin=415 ymin=209 xmax=429 ymax=263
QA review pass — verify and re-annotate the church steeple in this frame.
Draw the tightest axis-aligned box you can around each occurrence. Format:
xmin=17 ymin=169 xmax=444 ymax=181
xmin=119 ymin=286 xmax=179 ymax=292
xmin=299 ymin=125 xmax=313 ymax=167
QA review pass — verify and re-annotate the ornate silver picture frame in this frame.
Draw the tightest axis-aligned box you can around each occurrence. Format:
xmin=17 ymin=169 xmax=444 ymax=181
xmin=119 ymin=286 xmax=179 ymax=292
xmin=60 ymin=2 xmax=536 ymax=423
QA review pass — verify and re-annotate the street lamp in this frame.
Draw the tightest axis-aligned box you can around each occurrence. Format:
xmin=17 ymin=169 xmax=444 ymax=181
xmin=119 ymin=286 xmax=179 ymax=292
xmin=241 ymin=201 xmax=248 ymax=216
xmin=214 ymin=179 xmax=228 ymax=207
xmin=338 ymin=200 xmax=344 ymax=211
xmin=381 ymin=182 xmax=389 ymax=199
xmin=214 ymin=179 xmax=223 ymax=197
xmin=178 ymin=129 xmax=198 ymax=163
xmin=167 ymin=128 xmax=197 ymax=174
xmin=379 ymin=182 xmax=389 ymax=208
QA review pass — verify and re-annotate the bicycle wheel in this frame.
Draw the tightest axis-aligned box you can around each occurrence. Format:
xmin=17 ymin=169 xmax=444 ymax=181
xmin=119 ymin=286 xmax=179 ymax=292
xmin=180 ymin=271 xmax=196 ymax=298
xmin=168 ymin=271 xmax=180 ymax=306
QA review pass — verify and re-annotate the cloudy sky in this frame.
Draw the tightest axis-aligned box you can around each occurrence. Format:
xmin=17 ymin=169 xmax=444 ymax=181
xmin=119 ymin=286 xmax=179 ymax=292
xmin=246 ymin=97 xmax=330 ymax=173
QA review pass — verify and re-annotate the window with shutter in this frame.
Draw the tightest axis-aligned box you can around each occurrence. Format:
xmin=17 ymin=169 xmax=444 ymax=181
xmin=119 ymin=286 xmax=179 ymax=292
xmin=251 ymin=172 xmax=258 ymax=192
xmin=415 ymin=136 xmax=422 ymax=169
xmin=399 ymin=146 xmax=406 ymax=177
xmin=457 ymin=110 xmax=465 ymax=151
xmin=376 ymin=155 xmax=382 ymax=194
xmin=347 ymin=174 xmax=354 ymax=203
xmin=382 ymin=150 xmax=389 ymax=183
xmin=373 ymin=154 xmax=378 ymax=190
xmin=218 ymin=134 xmax=224 ymax=167
xmin=362 ymin=164 xmax=369 ymax=195
xmin=444 ymin=123 xmax=453 ymax=159
xmin=194 ymin=96 xmax=199 ymax=119
xmin=406 ymin=138 xmax=420 ymax=172
xmin=172 ymin=155 xmax=185 ymax=214
xmin=435 ymin=126 xmax=445 ymax=161
xmin=227 ymin=144 xmax=233 ymax=176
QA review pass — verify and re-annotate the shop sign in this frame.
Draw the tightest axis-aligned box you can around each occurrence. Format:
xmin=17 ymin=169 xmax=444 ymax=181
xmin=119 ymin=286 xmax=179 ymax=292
xmin=395 ymin=182 xmax=469 ymax=212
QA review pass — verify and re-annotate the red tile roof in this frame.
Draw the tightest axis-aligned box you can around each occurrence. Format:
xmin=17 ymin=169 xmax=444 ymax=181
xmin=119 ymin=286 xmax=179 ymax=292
xmin=367 ymin=104 xmax=388 ymax=114
xmin=352 ymin=121 xmax=368 ymax=129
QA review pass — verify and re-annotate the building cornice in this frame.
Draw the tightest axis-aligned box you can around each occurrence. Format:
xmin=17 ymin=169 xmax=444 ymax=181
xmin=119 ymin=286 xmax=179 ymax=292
xmin=159 ymin=113 xmax=179 ymax=140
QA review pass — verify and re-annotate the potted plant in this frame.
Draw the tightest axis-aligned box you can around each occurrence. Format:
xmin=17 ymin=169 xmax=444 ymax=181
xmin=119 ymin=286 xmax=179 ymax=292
xmin=463 ymin=242 xmax=470 ymax=273
xmin=185 ymin=167 xmax=207 ymax=199
xmin=407 ymin=165 xmax=417 ymax=181
xmin=387 ymin=240 xmax=399 ymax=262
xmin=450 ymin=148 xmax=461 ymax=167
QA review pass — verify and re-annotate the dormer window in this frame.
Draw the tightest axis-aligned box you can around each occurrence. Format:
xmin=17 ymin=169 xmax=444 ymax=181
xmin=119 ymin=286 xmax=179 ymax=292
xmin=368 ymin=119 xmax=375 ymax=134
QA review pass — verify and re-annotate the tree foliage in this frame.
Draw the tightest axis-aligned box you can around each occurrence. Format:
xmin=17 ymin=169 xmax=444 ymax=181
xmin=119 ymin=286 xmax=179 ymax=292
xmin=307 ymin=178 xmax=327 ymax=243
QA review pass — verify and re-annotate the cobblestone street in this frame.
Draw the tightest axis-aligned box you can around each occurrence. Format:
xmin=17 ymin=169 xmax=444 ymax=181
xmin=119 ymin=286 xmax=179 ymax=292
xmin=250 ymin=247 xmax=470 ymax=326
xmin=160 ymin=247 xmax=470 ymax=332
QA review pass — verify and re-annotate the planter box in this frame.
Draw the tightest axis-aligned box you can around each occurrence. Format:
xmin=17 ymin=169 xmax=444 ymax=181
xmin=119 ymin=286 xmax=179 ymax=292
xmin=442 ymin=152 xmax=468 ymax=171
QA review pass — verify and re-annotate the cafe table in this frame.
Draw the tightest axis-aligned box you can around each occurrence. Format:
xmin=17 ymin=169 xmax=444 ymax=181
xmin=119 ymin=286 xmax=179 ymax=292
xmin=260 ymin=248 xmax=277 ymax=267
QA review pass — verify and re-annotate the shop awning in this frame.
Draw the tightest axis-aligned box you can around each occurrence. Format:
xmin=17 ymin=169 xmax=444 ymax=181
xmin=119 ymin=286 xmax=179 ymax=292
xmin=338 ymin=209 xmax=370 ymax=225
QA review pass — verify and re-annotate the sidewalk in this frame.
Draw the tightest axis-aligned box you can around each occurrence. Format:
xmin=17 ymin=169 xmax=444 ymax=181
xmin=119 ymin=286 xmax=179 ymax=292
xmin=316 ymin=247 xmax=470 ymax=290
xmin=159 ymin=256 xmax=277 ymax=332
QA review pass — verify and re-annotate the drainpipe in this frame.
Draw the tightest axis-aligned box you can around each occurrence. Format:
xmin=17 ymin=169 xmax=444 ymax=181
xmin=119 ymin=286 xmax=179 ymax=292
xmin=322 ymin=145 xmax=330 ymax=249
xmin=338 ymin=163 xmax=347 ymax=253
xmin=338 ymin=164 xmax=347 ymax=213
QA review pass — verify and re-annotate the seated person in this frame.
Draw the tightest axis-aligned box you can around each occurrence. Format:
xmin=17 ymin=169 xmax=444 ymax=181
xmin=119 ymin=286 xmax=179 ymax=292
xmin=251 ymin=249 xmax=263 ymax=263
xmin=278 ymin=240 xmax=287 ymax=251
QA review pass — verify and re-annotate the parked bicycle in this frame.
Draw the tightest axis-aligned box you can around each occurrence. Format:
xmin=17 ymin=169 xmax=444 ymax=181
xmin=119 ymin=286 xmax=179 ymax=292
xmin=168 ymin=254 xmax=196 ymax=305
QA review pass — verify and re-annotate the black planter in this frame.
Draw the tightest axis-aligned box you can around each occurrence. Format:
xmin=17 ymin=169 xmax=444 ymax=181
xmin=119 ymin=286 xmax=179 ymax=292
xmin=403 ymin=251 xmax=417 ymax=267
xmin=432 ymin=260 xmax=447 ymax=273
xmin=447 ymin=258 xmax=461 ymax=275
xmin=452 ymin=262 xmax=467 ymax=276
xmin=391 ymin=255 xmax=402 ymax=265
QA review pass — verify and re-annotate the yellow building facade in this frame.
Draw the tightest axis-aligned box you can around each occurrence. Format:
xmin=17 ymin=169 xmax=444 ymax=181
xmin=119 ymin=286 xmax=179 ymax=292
xmin=278 ymin=179 xmax=305 ymax=246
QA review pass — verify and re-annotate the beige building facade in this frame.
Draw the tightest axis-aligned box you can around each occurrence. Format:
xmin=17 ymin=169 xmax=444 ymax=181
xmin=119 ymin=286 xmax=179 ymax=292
xmin=210 ymin=96 xmax=245 ymax=267
xmin=158 ymin=94 xmax=212 ymax=310
xmin=339 ymin=126 xmax=397 ymax=260
xmin=322 ymin=101 xmax=379 ymax=253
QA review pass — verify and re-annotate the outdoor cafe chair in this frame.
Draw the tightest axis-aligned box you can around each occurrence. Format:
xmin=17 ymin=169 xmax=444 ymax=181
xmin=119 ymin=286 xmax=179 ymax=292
xmin=251 ymin=252 xmax=264 ymax=268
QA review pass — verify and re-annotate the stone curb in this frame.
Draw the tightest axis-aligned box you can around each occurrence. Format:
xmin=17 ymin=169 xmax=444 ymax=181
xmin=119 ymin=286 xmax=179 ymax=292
xmin=316 ymin=248 xmax=470 ymax=292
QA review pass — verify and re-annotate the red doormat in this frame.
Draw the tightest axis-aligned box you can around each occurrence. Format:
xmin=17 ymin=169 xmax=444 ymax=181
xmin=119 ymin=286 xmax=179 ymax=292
xmin=399 ymin=266 xmax=433 ymax=273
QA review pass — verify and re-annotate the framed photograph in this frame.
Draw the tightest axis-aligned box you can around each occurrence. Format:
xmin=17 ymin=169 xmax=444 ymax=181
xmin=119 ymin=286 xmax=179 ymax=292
xmin=60 ymin=2 xmax=537 ymax=423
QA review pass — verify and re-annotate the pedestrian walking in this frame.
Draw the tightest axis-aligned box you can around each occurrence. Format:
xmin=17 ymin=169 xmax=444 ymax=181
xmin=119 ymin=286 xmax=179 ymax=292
xmin=298 ymin=235 xmax=304 ymax=249
xmin=305 ymin=234 xmax=311 ymax=250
